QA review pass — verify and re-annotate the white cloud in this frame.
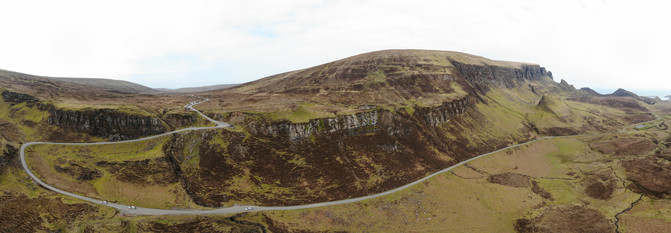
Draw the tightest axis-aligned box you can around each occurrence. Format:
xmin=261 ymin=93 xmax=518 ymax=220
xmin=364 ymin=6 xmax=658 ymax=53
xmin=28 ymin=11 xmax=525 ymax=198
xmin=0 ymin=0 xmax=670 ymax=93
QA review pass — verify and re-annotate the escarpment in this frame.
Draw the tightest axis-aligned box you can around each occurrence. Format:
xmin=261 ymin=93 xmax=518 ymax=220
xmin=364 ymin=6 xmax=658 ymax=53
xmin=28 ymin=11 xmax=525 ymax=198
xmin=1 ymin=90 xmax=170 ymax=141
xmin=161 ymin=112 xmax=202 ymax=130
xmin=1 ymin=90 xmax=39 ymax=105
xmin=47 ymin=108 xmax=168 ymax=141
xmin=246 ymin=95 xmax=475 ymax=141
xmin=450 ymin=61 xmax=552 ymax=92
xmin=415 ymin=96 xmax=474 ymax=127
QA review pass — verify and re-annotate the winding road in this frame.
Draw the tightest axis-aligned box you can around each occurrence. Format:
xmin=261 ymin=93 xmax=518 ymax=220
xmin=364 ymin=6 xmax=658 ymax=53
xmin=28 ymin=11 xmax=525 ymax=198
xmin=20 ymin=100 xmax=624 ymax=216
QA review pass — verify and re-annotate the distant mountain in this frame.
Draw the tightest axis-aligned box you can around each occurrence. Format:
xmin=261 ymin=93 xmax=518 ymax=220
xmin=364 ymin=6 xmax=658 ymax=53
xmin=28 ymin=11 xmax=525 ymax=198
xmin=0 ymin=69 xmax=158 ymax=95
xmin=608 ymin=88 xmax=658 ymax=104
xmin=578 ymin=87 xmax=602 ymax=96
xmin=0 ymin=69 xmax=128 ymax=99
xmin=211 ymin=49 xmax=553 ymax=109
xmin=52 ymin=77 xmax=159 ymax=94
xmin=609 ymin=88 xmax=639 ymax=98
xmin=157 ymin=84 xmax=239 ymax=93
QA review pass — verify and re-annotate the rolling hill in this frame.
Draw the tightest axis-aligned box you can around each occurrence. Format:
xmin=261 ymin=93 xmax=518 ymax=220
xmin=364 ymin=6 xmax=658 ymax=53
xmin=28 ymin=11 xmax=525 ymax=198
xmin=52 ymin=77 xmax=159 ymax=94
xmin=1 ymin=49 xmax=670 ymax=232
xmin=0 ymin=69 xmax=159 ymax=95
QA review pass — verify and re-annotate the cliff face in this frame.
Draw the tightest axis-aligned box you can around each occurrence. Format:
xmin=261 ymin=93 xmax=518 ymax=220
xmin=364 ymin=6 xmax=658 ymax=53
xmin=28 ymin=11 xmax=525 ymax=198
xmin=161 ymin=113 xmax=201 ymax=130
xmin=450 ymin=61 xmax=551 ymax=91
xmin=247 ymin=111 xmax=380 ymax=141
xmin=247 ymin=95 xmax=475 ymax=141
xmin=415 ymin=96 xmax=473 ymax=127
xmin=47 ymin=108 xmax=167 ymax=141
xmin=1 ymin=90 xmax=39 ymax=105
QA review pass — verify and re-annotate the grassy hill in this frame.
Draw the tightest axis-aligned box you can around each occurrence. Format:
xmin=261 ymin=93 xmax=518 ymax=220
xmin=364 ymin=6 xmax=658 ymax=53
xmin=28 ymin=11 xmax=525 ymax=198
xmin=53 ymin=77 xmax=159 ymax=94
xmin=2 ymin=49 xmax=670 ymax=232
xmin=157 ymin=84 xmax=239 ymax=93
xmin=0 ymin=69 xmax=159 ymax=95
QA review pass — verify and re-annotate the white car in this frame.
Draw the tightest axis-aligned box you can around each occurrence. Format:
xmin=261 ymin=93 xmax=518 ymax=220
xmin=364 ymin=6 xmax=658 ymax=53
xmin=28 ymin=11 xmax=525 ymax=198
xmin=100 ymin=201 xmax=108 ymax=204
xmin=128 ymin=206 xmax=136 ymax=209
xmin=244 ymin=207 xmax=253 ymax=211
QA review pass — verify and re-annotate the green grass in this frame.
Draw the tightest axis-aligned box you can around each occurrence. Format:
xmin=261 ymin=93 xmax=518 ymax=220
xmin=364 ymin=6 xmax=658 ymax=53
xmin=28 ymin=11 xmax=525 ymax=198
xmin=362 ymin=69 xmax=387 ymax=83
xmin=258 ymin=103 xmax=337 ymax=123
xmin=0 ymin=98 xmax=50 ymax=139
xmin=54 ymin=102 xmax=155 ymax=117
xmin=24 ymin=133 xmax=206 ymax=209
xmin=32 ymin=136 xmax=171 ymax=163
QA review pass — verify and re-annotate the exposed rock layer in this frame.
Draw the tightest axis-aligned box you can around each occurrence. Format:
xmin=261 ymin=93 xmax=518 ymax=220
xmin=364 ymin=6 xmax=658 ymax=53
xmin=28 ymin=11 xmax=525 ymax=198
xmin=247 ymin=96 xmax=474 ymax=140
xmin=1 ymin=90 xmax=39 ymax=104
xmin=47 ymin=108 xmax=167 ymax=140
xmin=450 ymin=61 xmax=550 ymax=91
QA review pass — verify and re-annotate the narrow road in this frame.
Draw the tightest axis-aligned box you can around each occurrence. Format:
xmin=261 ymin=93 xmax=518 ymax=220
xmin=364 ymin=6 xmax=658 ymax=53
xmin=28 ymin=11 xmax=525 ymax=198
xmin=20 ymin=100 xmax=648 ymax=216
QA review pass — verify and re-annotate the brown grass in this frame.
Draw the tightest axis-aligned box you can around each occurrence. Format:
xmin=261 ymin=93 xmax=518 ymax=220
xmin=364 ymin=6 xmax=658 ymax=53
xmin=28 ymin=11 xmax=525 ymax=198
xmin=25 ymin=149 xmax=99 ymax=197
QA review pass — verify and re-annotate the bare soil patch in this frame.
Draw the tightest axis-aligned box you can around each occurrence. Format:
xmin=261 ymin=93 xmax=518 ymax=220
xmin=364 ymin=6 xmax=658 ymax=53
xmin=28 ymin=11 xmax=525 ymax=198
xmin=590 ymin=136 xmax=656 ymax=157
xmin=514 ymin=205 xmax=615 ymax=233
xmin=543 ymin=127 xmax=578 ymax=136
xmin=622 ymin=156 xmax=671 ymax=198
xmin=0 ymin=119 xmax=24 ymax=142
xmin=620 ymin=215 xmax=671 ymax=233
xmin=0 ymin=193 xmax=98 ymax=232
xmin=136 ymin=216 xmax=262 ymax=233
xmin=28 ymin=153 xmax=98 ymax=196
xmin=583 ymin=170 xmax=617 ymax=200
xmin=531 ymin=180 xmax=553 ymax=200
xmin=96 ymin=157 xmax=178 ymax=185
xmin=488 ymin=173 xmax=530 ymax=188
xmin=54 ymin=162 xmax=102 ymax=181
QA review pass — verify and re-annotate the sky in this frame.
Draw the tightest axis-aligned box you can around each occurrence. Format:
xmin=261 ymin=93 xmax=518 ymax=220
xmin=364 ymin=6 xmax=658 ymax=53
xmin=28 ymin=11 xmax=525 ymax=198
xmin=0 ymin=0 xmax=670 ymax=97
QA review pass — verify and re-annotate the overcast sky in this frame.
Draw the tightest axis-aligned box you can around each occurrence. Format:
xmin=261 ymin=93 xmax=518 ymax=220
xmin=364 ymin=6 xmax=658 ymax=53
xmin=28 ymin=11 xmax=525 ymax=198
xmin=1 ymin=0 xmax=669 ymax=96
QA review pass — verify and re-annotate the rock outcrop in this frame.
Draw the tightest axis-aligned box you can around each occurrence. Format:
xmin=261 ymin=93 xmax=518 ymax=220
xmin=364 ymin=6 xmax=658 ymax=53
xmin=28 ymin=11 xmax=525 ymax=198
xmin=47 ymin=108 xmax=168 ymax=140
xmin=415 ymin=96 xmax=473 ymax=126
xmin=0 ymin=144 xmax=17 ymax=175
xmin=450 ymin=61 xmax=551 ymax=91
xmin=161 ymin=113 xmax=201 ymax=130
xmin=248 ymin=111 xmax=380 ymax=141
xmin=247 ymin=95 xmax=475 ymax=140
xmin=1 ymin=90 xmax=39 ymax=105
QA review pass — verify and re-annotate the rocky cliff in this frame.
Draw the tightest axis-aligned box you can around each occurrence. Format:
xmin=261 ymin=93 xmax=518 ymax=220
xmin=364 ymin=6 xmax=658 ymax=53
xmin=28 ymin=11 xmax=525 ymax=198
xmin=161 ymin=112 xmax=201 ymax=130
xmin=47 ymin=108 xmax=168 ymax=141
xmin=450 ymin=61 xmax=552 ymax=92
xmin=247 ymin=111 xmax=380 ymax=141
xmin=415 ymin=96 xmax=474 ymax=127
xmin=246 ymin=95 xmax=475 ymax=141
xmin=1 ymin=90 xmax=39 ymax=105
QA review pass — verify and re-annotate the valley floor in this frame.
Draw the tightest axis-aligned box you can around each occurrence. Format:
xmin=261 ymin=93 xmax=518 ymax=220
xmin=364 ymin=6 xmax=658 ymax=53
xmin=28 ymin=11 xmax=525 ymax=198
xmin=8 ymin=106 xmax=671 ymax=232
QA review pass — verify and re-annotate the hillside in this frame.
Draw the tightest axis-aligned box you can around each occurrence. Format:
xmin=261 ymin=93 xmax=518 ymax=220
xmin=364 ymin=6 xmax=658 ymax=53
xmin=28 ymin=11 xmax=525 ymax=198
xmin=199 ymin=50 xmax=554 ymax=121
xmin=53 ymin=77 xmax=159 ymax=94
xmin=0 ymin=69 xmax=160 ymax=95
xmin=157 ymin=84 xmax=239 ymax=93
xmin=0 ymin=69 xmax=125 ymax=100
xmin=2 ymin=49 xmax=670 ymax=232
